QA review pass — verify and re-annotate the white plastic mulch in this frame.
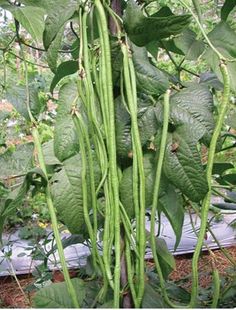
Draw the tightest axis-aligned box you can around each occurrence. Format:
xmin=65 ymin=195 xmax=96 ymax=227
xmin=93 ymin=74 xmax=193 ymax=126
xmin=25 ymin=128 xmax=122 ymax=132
xmin=0 ymin=209 xmax=236 ymax=277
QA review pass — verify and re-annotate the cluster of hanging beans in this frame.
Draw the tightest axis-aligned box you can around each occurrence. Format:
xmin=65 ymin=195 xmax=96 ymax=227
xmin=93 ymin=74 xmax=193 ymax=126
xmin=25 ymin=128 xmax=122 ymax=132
xmin=20 ymin=0 xmax=231 ymax=307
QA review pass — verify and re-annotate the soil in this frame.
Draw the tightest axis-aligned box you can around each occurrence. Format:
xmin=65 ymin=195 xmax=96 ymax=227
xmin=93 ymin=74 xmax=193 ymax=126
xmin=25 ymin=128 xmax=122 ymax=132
xmin=0 ymin=247 xmax=235 ymax=308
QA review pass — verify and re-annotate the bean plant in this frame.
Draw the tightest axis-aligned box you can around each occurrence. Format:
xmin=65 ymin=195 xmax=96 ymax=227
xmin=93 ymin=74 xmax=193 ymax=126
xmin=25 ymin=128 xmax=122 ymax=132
xmin=0 ymin=0 xmax=236 ymax=308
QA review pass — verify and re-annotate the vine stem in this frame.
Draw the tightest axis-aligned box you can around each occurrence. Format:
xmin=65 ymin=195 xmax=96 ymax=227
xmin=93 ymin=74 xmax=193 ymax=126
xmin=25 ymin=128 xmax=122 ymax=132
xmin=188 ymin=62 xmax=230 ymax=307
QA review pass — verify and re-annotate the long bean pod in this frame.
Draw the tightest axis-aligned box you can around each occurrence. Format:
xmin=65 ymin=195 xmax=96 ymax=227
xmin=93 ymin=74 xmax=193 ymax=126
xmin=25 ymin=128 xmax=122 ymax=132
xmin=95 ymin=1 xmax=121 ymax=306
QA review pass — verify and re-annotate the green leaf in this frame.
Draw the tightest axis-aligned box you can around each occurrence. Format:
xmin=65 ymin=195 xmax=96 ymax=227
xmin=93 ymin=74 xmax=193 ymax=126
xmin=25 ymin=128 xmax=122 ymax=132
xmin=33 ymin=278 xmax=84 ymax=308
xmin=0 ymin=179 xmax=28 ymax=239
xmin=115 ymin=97 xmax=160 ymax=159
xmin=199 ymin=72 xmax=223 ymax=91
xmin=71 ymin=38 xmax=80 ymax=60
xmin=226 ymin=108 xmax=236 ymax=128
xmin=123 ymin=0 xmax=191 ymax=46
xmin=138 ymin=106 xmax=160 ymax=145
xmin=54 ymin=82 xmax=80 ymax=162
xmin=115 ymin=97 xmax=132 ymax=159
xmin=6 ymin=83 xmax=44 ymax=120
xmin=155 ymin=237 xmax=175 ymax=278
xmin=159 ymin=180 xmax=184 ymax=249
xmin=221 ymin=0 xmax=236 ymax=21
xmin=174 ymin=29 xmax=205 ymax=60
xmin=0 ymin=168 xmax=47 ymax=239
xmin=222 ymin=174 xmax=236 ymax=185
xmin=211 ymin=163 xmax=234 ymax=176
xmin=0 ymin=143 xmax=34 ymax=179
xmin=163 ymin=129 xmax=208 ymax=202
xmin=10 ymin=6 xmax=45 ymax=42
xmin=142 ymin=283 xmax=165 ymax=308
xmin=43 ymin=0 xmax=78 ymax=50
xmin=203 ymin=21 xmax=236 ymax=92
xmin=111 ymin=41 xmax=123 ymax=86
xmin=169 ymin=84 xmax=215 ymax=145
xmin=151 ymin=6 xmax=174 ymax=18
xmin=50 ymin=60 xmax=78 ymax=93
xmin=51 ymin=153 xmax=101 ymax=234
xmin=19 ymin=0 xmax=56 ymax=13
xmin=131 ymin=44 xmax=169 ymax=95
xmin=120 ymin=153 xmax=166 ymax=217
xmin=42 ymin=140 xmax=61 ymax=166
xmin=46 ymin=27 xmax=64 ymax=73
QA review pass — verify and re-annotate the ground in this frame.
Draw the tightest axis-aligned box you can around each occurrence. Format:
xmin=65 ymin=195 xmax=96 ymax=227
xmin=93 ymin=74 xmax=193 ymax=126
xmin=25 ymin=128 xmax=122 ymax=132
xmin=0 ymin=247 xmax=235 ymax=308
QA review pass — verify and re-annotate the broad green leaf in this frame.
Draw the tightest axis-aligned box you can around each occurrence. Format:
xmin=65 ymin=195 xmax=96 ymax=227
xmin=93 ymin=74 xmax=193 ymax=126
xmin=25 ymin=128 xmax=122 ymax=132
xmin=132 ymin=44 xmax=169 ymax=95
xmin=221 ymin=0 xmax=236 ymax=21
xmin=155 ymin=237 xmax=175 ymax=278
xmin=0 ymin=168 xmax=46 ymax=239
xmin=50 ymin=60 xmax=78 ymax=93
xmin=9 ymin=6 xmax=45 ymax=42
xmin=211 ymin=163 xmax=234 ymax=176
xmin=142 ymin=283 xmax=165 ymax=308
xmin=51 ymin=153 xmax=101 ymax=234
xmin=0 ymin=179 xmax=28 ymax=239
xmin=123 ymin=0 xmax=191 ymax=46
xmin=115 ymin=97 xmax=160 ymax=159
xmin=163 ymin=129 xmax=208 ymax=202
xmin=0 ymin=143 xmax=34 ymax=179
xmin=159 ymin=180 xmax=184 ymax=249
xmin=151 ymin=6 xmax=173 ymax=18
xmin=148 ymin=39 xmax=184 ymax=58
xmin=46 ymin=27 xmax=64 ymax=73
xmin=199 ymin=72 xmax=223 ymax=91
xmin=169 ymin=84 xmax=215 ymax=145
xmin=115 ymin=97 xmax=132 ymax=159
xmin=42 ymin=140 xmax=61 ymax=166
xmin=226 ymin=108 xmax=236 ymax=128
xmin=43 ymin=0 xmax=78 ymax=50
xmin=71 ymin=38 xmax=80 ymax=60
xmin=203 ymin=22 xmax=236 ymax=92
xmin=166 ymin=282 xmax=190 ymax=303
xmin=111 ymin=42 xmax=123 ymax=86
xmin=6 ymin=83 xmax=45 ymax=120
xmin=222 ymin=174 xmax=236 ymax=185
xmin=33 ymin=278 xmax=84 ymax=308
xmin=120 ymin=153 xmax=166 ymax=217
xmin=54 ymin=82 xmax=80 ymax=162
xmin=174 ymin=29 xmax=205 ymax=60
xmin=19 ymin=0 xmax=56 ymax=13
xmin=138 ymin=106 xmax=160 ymax=145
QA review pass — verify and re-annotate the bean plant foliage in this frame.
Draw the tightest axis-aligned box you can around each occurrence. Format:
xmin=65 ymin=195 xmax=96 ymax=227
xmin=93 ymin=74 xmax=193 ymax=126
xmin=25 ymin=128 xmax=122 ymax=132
xmin=0 ymin=0 xmax=236 ymax=308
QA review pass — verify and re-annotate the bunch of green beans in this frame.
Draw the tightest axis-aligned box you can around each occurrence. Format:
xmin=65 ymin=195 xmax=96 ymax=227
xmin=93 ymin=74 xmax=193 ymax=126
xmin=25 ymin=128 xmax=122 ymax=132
xmin=22 ymin=0 xmax=231 ymax=307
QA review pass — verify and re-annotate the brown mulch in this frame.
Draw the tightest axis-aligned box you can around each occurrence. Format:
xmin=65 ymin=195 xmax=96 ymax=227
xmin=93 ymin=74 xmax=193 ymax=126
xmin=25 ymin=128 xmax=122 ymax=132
xmin=0 ymin=275 xmax=33 ymax=308
xmin=169 ymin=246 xmax=236 ymax=291
xmin=0 ymin=247 xmax=235 ymax=308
